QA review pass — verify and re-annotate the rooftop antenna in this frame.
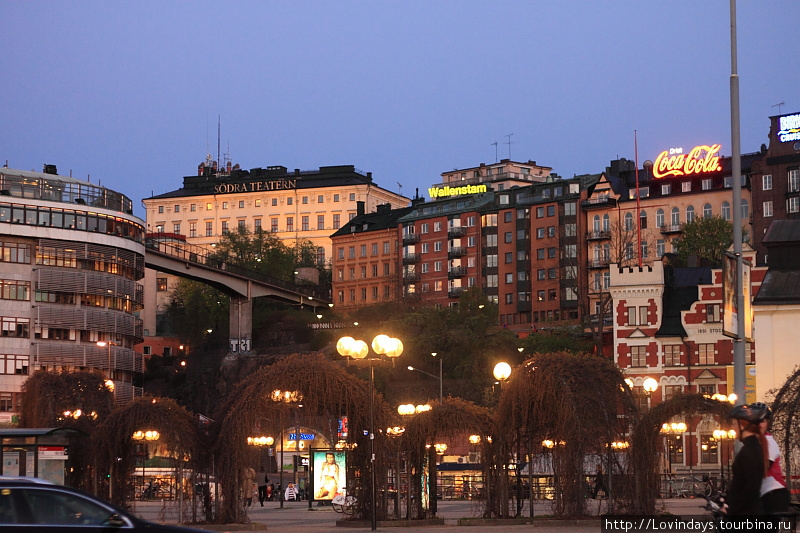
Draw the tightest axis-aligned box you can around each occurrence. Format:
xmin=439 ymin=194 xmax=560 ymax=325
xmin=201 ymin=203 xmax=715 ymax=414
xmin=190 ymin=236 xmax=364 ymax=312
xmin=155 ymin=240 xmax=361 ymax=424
xmin=217 ymin=115 xmax=221 ymax=177
xmin=505 ymin=133 xmax=513 ymax=160
xmin=397 ymin=181 xmax=403 ymax=196
xmin=491 ymin=142 xmax=498 ymax=163
xmin=772 ymin=101 xmax=785 ymax=114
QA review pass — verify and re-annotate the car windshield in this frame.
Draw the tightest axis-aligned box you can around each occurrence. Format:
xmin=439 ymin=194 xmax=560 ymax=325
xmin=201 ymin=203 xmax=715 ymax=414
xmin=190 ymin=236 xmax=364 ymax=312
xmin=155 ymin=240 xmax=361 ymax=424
xmin=12 ymin=487 xmax=120 ymax=526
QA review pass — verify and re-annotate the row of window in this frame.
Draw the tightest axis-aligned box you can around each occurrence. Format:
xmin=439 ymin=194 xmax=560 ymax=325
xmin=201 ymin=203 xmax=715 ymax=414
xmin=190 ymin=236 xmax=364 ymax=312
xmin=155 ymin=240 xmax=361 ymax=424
xmin=338 ymin=263 xmax=393 ymax=280
xmin=337 ymin=285 xmax=393 ymax=303
xmin=0 ymin=202 xmax=145 ymax=242
xmin=628 ymin=342 xmax=753 ymax=367
xmin=160 ymin=213 xmax=352 ymax=237
xmin=602 ymin=200 xmax=751 ymax=233
xmin=157 ymin=192 xmax=360 ymax=214
xmin=338 ymin=242 xmax=393 ymax=260
xmin=761 ymin=171 xmax=800 ymax=192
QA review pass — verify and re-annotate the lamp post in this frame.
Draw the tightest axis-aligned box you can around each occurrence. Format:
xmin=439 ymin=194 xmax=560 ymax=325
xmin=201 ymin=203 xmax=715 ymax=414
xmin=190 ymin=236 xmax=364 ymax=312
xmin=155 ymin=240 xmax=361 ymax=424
xmin=96 ymin=340 xmax=120 ymax=386
xmin=713 ymin=429 xmax=737 ymax=483
xmin=338 ymin=334 xmax=403 ymax=531
xmin=660 ymin=422 xmax=687 ymax=475
xmin=270 ymin=390 xmax=302 ymax=509
xmin=407 ymin=364 xmax=442 ymax=405
xmin=132 ymin=430 xmax=160 ymax=507
xmin=493 ymin=362 xmax=511 ymax=391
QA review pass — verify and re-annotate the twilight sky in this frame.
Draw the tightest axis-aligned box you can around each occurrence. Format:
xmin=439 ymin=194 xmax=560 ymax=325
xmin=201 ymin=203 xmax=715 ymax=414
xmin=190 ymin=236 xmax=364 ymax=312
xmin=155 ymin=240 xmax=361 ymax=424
xmin=2 ymin=1 xmax=798 ymax=217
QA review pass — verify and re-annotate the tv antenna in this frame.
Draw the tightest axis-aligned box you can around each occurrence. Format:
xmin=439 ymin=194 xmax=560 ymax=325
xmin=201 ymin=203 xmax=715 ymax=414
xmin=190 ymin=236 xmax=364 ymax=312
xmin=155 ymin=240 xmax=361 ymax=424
xmin=772 ymin=101 xmax=785 ymax=114
xmin=491 ymin=142 xmax=498 ymax=163
xmin=397 ymin=181 xmax=403 ymax=196
xmin=505 ymin=133 xmax=514 ymax=160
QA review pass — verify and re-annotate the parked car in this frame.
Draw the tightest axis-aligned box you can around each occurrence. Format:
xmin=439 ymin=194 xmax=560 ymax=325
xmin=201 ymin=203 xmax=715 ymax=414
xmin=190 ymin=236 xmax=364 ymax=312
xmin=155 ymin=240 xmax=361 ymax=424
xmin=0 ymin=476 xmax=212 ymax=532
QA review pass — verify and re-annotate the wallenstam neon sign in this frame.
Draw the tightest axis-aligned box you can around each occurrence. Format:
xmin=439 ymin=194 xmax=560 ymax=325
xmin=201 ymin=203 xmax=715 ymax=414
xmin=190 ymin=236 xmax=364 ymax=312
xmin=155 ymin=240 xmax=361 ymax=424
xmin=653 ymin=144 xmax=722 ymax=179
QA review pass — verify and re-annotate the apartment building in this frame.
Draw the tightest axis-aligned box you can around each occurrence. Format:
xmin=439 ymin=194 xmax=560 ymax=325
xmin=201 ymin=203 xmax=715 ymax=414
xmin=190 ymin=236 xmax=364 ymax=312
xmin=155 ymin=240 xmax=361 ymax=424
xmin=0 ymin=165 xmax=146 ymax=418
xmin=750 ymin=110 xmax=800 ymax=265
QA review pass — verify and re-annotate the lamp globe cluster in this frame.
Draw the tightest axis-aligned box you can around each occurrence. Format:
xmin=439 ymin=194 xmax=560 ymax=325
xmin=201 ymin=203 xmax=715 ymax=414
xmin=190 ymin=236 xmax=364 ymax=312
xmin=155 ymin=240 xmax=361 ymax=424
xmin=337 ymin=335 xmax=404 ymax=359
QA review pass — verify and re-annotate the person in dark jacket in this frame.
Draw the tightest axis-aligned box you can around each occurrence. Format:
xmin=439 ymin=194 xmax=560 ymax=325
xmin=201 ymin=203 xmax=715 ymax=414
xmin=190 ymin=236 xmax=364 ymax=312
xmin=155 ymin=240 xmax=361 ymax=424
xmin=724 ymin=403 xmax=769 ymax=516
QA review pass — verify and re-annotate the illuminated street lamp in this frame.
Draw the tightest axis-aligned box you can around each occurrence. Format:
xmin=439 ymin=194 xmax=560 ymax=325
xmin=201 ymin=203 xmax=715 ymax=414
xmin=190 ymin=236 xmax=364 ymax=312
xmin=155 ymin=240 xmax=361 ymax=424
xmin=493 ymin=362 xmax=511 ymax=393
xmin=96 ymin=340 xmax=120 ymax=383
xmin=338 ymin=334 xmax=403 ymax=531
xmin=132 ymin=430 xmax=160 ymax=505
xmin=660 ymin=422 xmax=687 ymax=473
xmin=713 ymin=428 xmax=737 ymax=481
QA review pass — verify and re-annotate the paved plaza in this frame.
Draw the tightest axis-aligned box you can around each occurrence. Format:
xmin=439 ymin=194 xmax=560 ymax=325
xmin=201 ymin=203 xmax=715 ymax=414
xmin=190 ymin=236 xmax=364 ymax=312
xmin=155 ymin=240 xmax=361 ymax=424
xmin=131 ymin=497 xmax=712 ymax=533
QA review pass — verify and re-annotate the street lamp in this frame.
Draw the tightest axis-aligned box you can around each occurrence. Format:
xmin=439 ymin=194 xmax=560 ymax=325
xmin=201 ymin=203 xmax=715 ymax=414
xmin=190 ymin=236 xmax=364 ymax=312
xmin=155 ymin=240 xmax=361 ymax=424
xmin=407 ymin=364 xmax=443 ymax=405
xmin=712 ymin=429 xmax=737 ymax=482
xmin=96 ymin=340 xmax=120 ymax=382
xmin=132 ymin=430 xmax=160 ymax=505
xmin=493 ymin=362 xmax=511 ymax=391
xmin=338 ymin=334 xmax=403 ymax=531
xmin=270 ymin=390 xmax=302 ymax=509
xmin=660 ymin=422 xmax=687 ymax=474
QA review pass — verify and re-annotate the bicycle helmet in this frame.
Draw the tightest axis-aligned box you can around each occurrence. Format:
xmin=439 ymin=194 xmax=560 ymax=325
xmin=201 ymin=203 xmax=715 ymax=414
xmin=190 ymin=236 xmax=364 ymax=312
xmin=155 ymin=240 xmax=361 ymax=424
xmin=728 ymin=403 xmax=769 ymax=424
xmin=749 ymin=401 xmax=772 ymax=419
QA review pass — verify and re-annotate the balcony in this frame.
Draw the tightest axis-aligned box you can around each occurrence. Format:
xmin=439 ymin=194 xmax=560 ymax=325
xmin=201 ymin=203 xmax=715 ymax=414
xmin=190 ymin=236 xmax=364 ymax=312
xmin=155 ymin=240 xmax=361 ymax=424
xmin=404 ymin=291 xmax=421 ymax=302
xmin=402 ymin=254 xmax=419 ymax=265
xmin=448 ymin=266 xmax=467 ymax=278
xmin=581 ymin=197 xmax=617 ymax=209
xmin=402 ymin=233 xmax=419 ymax=244
xmin=585 ymin=230 xmax=611 ymax=241
xmin=517 ymin=301 xmax=532 ymax=313
xmin=448 ymin=287 xmax=464 ymax=298
xmin=447 ymin=226 xmax=466 ymax=238
xmin=588 ymin=259 xmax=610 ymax=269
xmin=403 ymin=271 xmax=419 ymax=282
xmin=447 ymin=247 xmax=466 ymax=259
xmin=660 ymin=224 xmax=683 ymax=235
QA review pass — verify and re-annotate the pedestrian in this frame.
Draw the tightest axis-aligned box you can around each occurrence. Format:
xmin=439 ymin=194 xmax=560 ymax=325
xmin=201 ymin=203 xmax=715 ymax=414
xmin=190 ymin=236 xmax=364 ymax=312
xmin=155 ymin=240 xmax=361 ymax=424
xmin=242 ymin=466 xmax=256 ymax=508
xmin=285 ymin=482 xmax=297 ymax=501
xmin=723 ymin=403 xmax=769 ymax=515
xmin=256 ymin=466 xmax=269 ymax=506
xmin=591 ymin=465 xmax=608 ymax=499
xmin=267 ymin=482 xmax=274 ymax=501
xmin=751 ymin=402 xmax=791 ymax=514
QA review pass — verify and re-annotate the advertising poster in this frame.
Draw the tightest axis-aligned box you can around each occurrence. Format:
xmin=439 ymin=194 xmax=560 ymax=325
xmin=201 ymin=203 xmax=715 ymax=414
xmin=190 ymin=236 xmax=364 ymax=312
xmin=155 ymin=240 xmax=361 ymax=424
xmin=722 ymin=252 xmax=753 ymax=341
xmin=312 ymin=450 xmax=345 ymax=501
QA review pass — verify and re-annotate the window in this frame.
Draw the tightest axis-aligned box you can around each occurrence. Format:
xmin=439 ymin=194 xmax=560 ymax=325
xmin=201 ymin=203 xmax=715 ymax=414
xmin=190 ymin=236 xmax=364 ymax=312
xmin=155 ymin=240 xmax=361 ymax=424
xmin=384 ymin=242 xmax=390 ymax=254
xmin=564 ymin=223 xmax=576 ymax=237
xmin=467 ymin=216 xmax=475 ymax=227
xmin=0 ymin=280 xmax=29 ymax=301
xmin=504 ymin=212 xmax=513 ymax=223
xmin=206 ymin=202 xmax=213 ymax=210
xmin=624 ymin=212 xmax=634 ymax=231
xmin=701 ymin=179 xmax=712 ymax=190
xmin=485 ymin=275 xmax=498 ymax=288
xmin=434 ymin=281 xmax=443 ymax=291
xmin=317 ymin=215 xmax=325 ymax=230
xmin=348 ymin=246 xmax=355 ymax=259
xmin=158 ymin=205 xmax=164 ymax=214
xmin=482 ymin=214 xmax=497 ymax=227
xmin=671 ymin=207 xmax=680 ymax=226
xmin=789 ymin=169 xmax=800 ymax=192
xmin=703 ymin=203 xmax=712 ymax=218
xmin=173 ymin=204 xmax=180 ymax=213
xmin=372 ymin=243 xmax=378 ymax=256
xmin=681 ymin=181 xmax=691 ymax=192
xmin=661 ymin=183 xmax=671 ymax=195
xmin=333 ymin=214 xmax=341 ymax=229
xmin=272 ymin=198 xmax=278 ymax=206
xmin=698 ymin=344 xmax=715 ymax=365
xmin=630 ymin=346 xmax=647 ymax=367
xmin=537 ymin=269 xmax=546 ymax=280
xmin=505 ymin=252 xmax=513 ymax=263
xmin=271 ymin=218 xmax=279 ymax=232
xmin=505 ymin=293 xmax=513 ymax=304
xmin=434 ymin=221 xmax=441 ymax=232
xmin=549 ymin=247 xmax=558 ymax=258
xmin=286 ymin=217 xmax=294 ymax=232
xmin=789 ymin=197 xmax=800 ymax=214
xmin=762 ymin=174 xmax=772 ymax=191
xmin=237 ymin=220 xmax=245 ymax=229
xmin=486 ymin=254 xmax=498 ymax=267
xmin=157 ymin=278 xmax=168 ymax=291
xmin=548 ymin=289 xmax=557 ymax=300
xmin=222 ymin=201 xmax=228 ymax=210
xmin=485 ymin=234 xmax=497 ymax=247
xmin=190 ymin=203 xmax=196 ymax=212
xmin=663 ymin=385 xmax=684 ymax=401
xmin=504 ymin=232 xmax=513 ymax=243
xmin=301 ymin=216 xmax=309 ymax=231
xmin=664 ymin=345 xmax=681 ymax=366
xmin=537 ymin=290 xmax=545 ymax=301
xmin=434 ymin=261 xmax=442 ymax=272
xmin=548 ymin=268 xmax=557 ymax=279
xmin=434 ymin=241 xmax=442 ymax=252
xmin=706 ymin=304 xmax=720 ymax=323
xmin=700 ymin=434 xmax=719 ymax=464
xmin=189 ymin=222 xmax=197 ymax=237
xmin=302 ymin=196 xmax=308 ymax=205
xmin=287 ymin=197 xmax=293 ymax=205
xmin=421 ymin=263 xmax=429 ymax=274
xmin=547 ymin=205 xmax=555 ymax=217
xmin=421 ymin=223 xmax=429 ymax=234
xmin=318 ymin=195 xmax=324 ymax=204
xmin=686 ymin=205 xmax=695 ymax=223
xmin=764 ymin=201 xmax=773 ymax=217
xmin=536 ymin=228 xmax=545 ymax=239
xmin=536 ymin=207 xmax=544 ymax=218
xmin=641 ymin=241 xmax=648 ymax=259
xmin=506 ymin=273 xmax=513 ymax=284
xmin=2 ymin=317 xmax=29 ymax=338
xmin=221 ymin=221 xmax=229 ymax=234
xmin=172 ymin=222 xmax=181 ymax=234
xmin=537 ymin=248 xmax=545 ymax=260
xmin=334 ymin=194 xmax=340 ymax=202
xmin=564 ymin=202 xmax=576 ymax=216
xmin=656 ymin=209 xmax=664 ymax=228
xmin=361 ymin=266 xmax=367 ymax=278
xmin=721 ymin=201 xmax=731 ymax=221
xmin=657 ymin=239 xmax=665 ymax=258
xmin=742 ymin=199 xmax=749 ymax=219
xmin=205 ymin=221 xmax=213 ymax=236
xmin=0 ymin=242 xmax=31 ymax=264
xmin=547 ymin=226 xmax=555 ymax=237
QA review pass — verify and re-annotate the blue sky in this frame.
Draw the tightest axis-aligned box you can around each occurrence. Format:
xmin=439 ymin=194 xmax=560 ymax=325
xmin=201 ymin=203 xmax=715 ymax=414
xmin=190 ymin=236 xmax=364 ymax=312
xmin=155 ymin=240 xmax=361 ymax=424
xmin=2 ymin=1 xmax=798 ymax=217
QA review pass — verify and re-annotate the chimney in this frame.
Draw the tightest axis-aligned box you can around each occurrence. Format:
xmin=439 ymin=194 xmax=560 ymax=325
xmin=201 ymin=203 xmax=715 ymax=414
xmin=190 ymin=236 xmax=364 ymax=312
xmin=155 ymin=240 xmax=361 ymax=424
xmin=356 ymin=201 xmax=365 ymax=217
xmin=43 ymin=164 xmax=58 ymax=175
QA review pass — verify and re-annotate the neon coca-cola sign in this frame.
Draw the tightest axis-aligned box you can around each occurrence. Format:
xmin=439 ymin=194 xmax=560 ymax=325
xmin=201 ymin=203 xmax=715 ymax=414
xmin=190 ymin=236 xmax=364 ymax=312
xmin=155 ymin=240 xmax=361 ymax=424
xmin=653 ymin=144 xmax=723 ymax=179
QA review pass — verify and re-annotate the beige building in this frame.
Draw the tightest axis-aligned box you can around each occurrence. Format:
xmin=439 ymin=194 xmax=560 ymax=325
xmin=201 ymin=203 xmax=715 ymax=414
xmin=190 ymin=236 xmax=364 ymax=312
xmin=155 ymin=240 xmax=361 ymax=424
xmin=140 ymin=161 xmax=408 ymax=336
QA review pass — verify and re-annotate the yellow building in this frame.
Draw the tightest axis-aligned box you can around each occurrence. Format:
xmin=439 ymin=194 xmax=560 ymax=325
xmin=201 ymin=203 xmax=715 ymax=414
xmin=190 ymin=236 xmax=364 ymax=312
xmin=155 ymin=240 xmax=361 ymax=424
xmin=140 ymin=161 xmax=408 ymax=336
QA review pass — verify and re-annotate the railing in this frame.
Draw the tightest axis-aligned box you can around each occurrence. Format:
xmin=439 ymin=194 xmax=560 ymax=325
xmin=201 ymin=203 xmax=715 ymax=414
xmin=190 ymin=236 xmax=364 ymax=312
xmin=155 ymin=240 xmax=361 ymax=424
xmin=660 ymin=224 xmax=683 ymax=234
xmin=402 ymin=233 xmax=419 ymax=243
xmin=581 ymin=197 xmax=617 ymax=208
xmin=448 ymin=266 xmax=467 ymax=277
xmin=402 ymin=254 xmax=419 ymax=264
xmin=145 ymin=238 xmax=326 ymax=300
xmin=586 ymin=230 xmax=611 ymax=240
xmin=588 ymin=259 xmax=610 ymax=269
xmin=448 ymin=247 xmax=466 ymax=258
xmin=447 ymin=226 xmax=466 ymax=237
xmin=448 ymin=287 xmax=464 ymax=298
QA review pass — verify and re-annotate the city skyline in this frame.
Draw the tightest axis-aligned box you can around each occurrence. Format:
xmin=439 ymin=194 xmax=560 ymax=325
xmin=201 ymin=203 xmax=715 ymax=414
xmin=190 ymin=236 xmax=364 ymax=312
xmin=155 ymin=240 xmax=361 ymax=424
xmin=3 ymin=1 xmax=798 ymax=216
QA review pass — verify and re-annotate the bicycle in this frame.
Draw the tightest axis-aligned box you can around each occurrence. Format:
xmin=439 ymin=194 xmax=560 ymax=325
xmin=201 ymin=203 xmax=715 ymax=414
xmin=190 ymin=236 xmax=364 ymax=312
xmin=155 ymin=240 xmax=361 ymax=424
xmin=331 ymin=488 xmax=357 ymax=515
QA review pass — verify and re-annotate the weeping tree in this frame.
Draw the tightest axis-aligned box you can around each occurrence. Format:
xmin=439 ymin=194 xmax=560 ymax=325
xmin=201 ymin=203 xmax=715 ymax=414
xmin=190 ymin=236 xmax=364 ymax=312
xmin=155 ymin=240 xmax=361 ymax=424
xmin=401 ymin=397 xmax=493 ymax=519
xmin=630 ymin=394 xmax=731 ymax=514
xmin=214 ymin=352 xmax=391 ymax=524
xmin=19 ymin=370 xmax=114 ymax=492
xmin=494 ymin=352 xmax=637 ymax=518
xmin=767 ymin=365 xmax=800 ymax=497
xmin=94 ymin=397 xmax=203 ymax=511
